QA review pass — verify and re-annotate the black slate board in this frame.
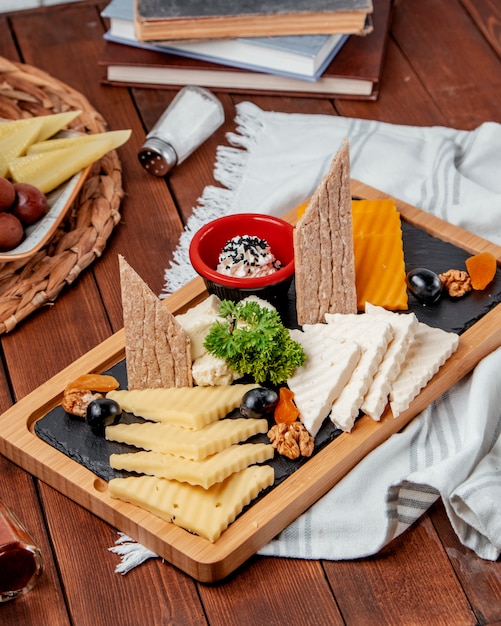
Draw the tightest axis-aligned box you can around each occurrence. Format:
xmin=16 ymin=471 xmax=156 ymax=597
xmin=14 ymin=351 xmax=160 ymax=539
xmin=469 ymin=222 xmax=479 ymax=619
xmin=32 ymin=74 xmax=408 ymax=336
xmin=35 ymin=220 xmax=501 ymax=486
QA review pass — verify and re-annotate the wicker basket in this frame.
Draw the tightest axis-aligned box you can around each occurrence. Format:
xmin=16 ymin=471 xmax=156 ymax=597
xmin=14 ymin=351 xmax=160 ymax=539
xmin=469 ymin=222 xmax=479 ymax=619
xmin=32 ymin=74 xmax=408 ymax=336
xmin=0 ymin=56 xmax=125 ymax=333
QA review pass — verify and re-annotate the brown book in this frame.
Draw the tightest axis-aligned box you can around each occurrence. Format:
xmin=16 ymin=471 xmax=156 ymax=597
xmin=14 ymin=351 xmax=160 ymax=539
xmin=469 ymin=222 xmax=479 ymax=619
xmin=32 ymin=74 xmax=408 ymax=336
xmin=134 ymin=0 xmax=374 ymax=41
xmin=101 ymin=0 xmax=392 ymax=101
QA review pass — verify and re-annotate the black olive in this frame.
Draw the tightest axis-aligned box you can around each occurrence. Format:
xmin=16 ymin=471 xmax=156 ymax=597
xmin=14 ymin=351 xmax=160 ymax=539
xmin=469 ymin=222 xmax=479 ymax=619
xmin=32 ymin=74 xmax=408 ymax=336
xmin=86 ymin=398 xmax=122 ymax=431
xmin=240 ymin=387 xmax=278 ymax=418
xmin=406 ymin=268 xmax=443 ymax=304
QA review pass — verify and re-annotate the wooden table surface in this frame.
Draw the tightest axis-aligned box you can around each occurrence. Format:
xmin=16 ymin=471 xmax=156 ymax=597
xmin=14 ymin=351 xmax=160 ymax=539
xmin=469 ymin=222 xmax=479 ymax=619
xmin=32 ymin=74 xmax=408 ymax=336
xmin=1 ymin=0 xmax=500 ymax=624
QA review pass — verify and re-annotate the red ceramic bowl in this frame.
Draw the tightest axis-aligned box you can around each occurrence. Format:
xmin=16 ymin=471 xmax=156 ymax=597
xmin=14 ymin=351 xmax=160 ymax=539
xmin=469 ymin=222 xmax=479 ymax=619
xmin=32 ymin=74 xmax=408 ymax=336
xmin=189 ymin=213 xmax=295 ymax=308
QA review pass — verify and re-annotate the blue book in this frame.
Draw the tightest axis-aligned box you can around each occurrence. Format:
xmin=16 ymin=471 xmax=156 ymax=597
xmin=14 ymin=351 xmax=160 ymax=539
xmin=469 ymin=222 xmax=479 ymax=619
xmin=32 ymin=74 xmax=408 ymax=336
xmin=101 ymin=0 xmax=349 ymax=81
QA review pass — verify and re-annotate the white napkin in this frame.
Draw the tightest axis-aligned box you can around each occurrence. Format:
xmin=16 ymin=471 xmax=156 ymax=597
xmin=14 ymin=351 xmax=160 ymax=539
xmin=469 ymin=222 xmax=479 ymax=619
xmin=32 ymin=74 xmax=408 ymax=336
xmin=112 ymin=103 xmax=501 ymax=572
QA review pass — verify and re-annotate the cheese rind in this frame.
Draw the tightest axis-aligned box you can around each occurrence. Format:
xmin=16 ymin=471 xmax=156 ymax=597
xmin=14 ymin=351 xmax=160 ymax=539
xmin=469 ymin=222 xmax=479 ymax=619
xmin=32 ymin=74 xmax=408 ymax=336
xmin=109 ymin=443 xmax=273 ymax=489
xmin=287 ymin=327 xmax=360 ymax=437
xmin=389 ymin=322 xmax=459 ymax=417
xmin=108 ymin=465 xmax=275 ymax=542
xmin=105 ymin=417 xmax=269 ymax=460
xmin=106 ymin=383 xmax=258 ymax=430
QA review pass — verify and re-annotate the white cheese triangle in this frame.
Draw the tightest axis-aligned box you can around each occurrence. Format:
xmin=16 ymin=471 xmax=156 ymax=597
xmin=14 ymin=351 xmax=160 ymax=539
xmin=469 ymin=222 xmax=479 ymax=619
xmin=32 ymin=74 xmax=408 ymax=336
xmin=389 ymin=322 xmax=459 ymax=417
xmin=362 ymin=304 xmax=419 ymax=421
xmin=321 ymin=314 xmax=394 ymax=432
xmin=287 ymin=327 xmax=361 ymax=437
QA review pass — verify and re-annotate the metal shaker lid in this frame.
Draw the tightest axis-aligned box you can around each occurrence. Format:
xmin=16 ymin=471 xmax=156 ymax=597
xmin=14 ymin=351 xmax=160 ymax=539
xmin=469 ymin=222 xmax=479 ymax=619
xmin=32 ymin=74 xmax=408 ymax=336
xmin=138 ymin=137 xmax=177 ymax=176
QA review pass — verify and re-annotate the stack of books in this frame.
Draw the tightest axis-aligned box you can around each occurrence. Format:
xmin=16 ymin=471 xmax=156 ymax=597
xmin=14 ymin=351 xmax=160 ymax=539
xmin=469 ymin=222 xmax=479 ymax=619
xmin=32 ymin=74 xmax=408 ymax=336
xmin=100 ymin=0 xmax=393 ymax=100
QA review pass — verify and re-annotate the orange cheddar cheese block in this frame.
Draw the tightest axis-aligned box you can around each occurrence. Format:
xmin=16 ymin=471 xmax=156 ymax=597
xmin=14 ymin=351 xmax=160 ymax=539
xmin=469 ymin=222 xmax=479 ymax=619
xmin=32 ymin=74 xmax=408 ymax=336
xmin=352 ymin=199 xmax=408 ymax=311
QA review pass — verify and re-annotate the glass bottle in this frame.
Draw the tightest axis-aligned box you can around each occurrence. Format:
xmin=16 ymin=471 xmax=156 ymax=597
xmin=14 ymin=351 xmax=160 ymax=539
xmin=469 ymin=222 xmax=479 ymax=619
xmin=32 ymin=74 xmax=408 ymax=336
xmin=138 ymin=85 xmax=225 ymax=176
xmin=0 ymin=499 xmax=43 ymax=603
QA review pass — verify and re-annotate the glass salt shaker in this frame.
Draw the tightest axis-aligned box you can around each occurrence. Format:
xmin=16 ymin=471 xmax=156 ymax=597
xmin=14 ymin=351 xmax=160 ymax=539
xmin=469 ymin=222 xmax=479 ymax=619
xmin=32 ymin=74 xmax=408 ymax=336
xmin=138 ymin=85 xmax=225 ymax=176
xmin=0 ymin=499 xmax=44 ymax=603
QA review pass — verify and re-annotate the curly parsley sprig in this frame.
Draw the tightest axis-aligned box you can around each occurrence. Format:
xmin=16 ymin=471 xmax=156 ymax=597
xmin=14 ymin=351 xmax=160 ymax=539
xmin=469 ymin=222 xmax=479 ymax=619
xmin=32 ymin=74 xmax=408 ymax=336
xmin=203 ymin=300 xmax=306 ymax=385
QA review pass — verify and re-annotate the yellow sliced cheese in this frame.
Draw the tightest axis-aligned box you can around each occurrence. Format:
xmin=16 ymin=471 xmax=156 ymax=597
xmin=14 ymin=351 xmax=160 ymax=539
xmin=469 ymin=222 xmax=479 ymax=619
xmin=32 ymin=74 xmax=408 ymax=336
xmin=105 ymin=417 xmax=268 ymax=460
xmin=8 ymin=129 xmax=131 ymax=194
xmin=0 ymin=110 xmax=81 ymax=142
xmin=108 ymin=465 xmax=275 ymax=542
xmin=106 ymin=383 xmax=259 ymax=430
xmin=110 ymin=443 xmax=273 ymax=489
xmin=0 ymin=121 xmax=43 ymax=177
xmin=26 ymin=129 xmax=125 ymax=154
xmin=352 ymin=199 xmax=408 ymax=311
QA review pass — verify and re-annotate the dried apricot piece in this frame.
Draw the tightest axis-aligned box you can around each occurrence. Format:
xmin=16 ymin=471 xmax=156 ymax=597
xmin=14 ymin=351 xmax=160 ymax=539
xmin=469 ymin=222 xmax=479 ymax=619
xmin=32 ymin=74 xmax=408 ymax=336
xmin=65 ymin=373 xmax=119 ymax=393
xmin=465 ymin=252 xmax=497 ymax=290
xmin=274 ymin=387 xmax=300 ymax=424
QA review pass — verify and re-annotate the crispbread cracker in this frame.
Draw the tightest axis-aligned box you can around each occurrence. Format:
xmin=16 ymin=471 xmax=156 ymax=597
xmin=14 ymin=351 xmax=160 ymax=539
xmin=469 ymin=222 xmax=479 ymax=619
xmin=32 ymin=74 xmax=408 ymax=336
xmin=118 ymin=255 xmax=192 ymax=389
xmin=294 ymin=140 xmax=357 ymax=324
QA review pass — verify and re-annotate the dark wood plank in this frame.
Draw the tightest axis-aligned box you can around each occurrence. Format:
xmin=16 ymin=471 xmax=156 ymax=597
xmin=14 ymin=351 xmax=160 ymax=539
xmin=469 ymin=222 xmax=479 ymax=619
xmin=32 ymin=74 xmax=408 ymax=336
xmin=429 ymin=500 xmax=501 ymax=624
xmin=460 ymin=0 xmax=501 ymax=58
xmin=391 ymin=0 xmax=501 ymax=128
xmin=336 ymin=37 xmax=446 ymax=125
xmin=198 ymin=556 xmax=344 ymax=626
xmin=324 ymin=512 xmax=478 ymax=625
xmin=0 ymin=270 xmax=114 ymax=401
xmin=39 ymin=484 xmax=208 ymax=626
xmin=0 ymin=457 xmax=69 ymax=626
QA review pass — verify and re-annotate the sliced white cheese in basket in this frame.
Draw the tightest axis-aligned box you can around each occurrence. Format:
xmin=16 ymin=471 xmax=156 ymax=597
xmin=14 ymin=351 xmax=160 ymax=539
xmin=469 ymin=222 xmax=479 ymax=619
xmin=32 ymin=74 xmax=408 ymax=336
xmin=320 ymin=314 xmax=394 ymax=432
xmin=108 ymin=464 xmax=275 ymax=542
xmin=287 ymin=327 xmax=361 ymax=437
xmin=106 ymin=383 xmax=258 ymax=430
xmin=105 ymin=417 xmax=269 ymax=460
xmin=109 ymin=443 xmax=273 ymax=489
xmin=389 ymin=322 xmax=459 ymax=417
xmin=362 ymin=303 xmax=419 ymax=421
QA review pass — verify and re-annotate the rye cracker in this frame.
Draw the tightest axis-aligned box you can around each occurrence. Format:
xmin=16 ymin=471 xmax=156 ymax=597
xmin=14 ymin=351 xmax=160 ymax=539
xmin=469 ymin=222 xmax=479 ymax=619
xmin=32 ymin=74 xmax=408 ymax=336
xmin=118 ymin=255 xmax=192 ymax=390
xmin=294 ymin=140 xmax=357 ymax=324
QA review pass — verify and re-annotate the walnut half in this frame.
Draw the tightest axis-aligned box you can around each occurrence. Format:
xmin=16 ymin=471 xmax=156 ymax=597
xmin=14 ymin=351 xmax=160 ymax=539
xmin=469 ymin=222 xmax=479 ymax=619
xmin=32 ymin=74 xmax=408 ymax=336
xmin=268 ymin=422 xmax=314 ymax=460
xmin=62 ymin=389 xmax=103 ymax=417
xmin=439 ymin=269 xmax=472 ymax=298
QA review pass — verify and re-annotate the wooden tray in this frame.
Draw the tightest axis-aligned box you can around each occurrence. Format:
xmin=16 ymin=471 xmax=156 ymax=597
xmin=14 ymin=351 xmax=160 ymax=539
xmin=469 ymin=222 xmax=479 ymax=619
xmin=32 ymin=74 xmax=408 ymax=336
xmin=1 ymin=181 xmax=501 ymax=583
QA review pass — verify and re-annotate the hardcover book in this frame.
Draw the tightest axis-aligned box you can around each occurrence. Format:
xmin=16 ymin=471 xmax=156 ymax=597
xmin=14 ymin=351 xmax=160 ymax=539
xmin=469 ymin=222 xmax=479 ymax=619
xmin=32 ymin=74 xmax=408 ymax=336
xmin=133 ymin=0 xmax=373 ymax=41
xmin=102 ymin=0 xmax=350 ymax=80
xmin=100 ymin=0 xmax=392 ymax=101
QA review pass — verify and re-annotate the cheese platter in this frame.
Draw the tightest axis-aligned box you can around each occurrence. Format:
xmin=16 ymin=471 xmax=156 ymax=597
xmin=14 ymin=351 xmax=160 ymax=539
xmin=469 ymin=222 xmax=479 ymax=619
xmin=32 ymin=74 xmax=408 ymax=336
xmin=1 ymin=180 xmax=501 ymax=582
